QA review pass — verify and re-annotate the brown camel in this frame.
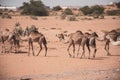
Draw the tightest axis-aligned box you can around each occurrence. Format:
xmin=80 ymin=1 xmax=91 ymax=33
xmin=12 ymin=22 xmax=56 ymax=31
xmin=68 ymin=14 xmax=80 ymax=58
xmin=67 ymin=30 xmax=98 ymax=59
xmin=0 ymin=29 xmax=20 ymax=53
xmin=28 ymin=31 xmax=47 ymax=56
xmin=104 ymin=30 xmax=120 ymax=55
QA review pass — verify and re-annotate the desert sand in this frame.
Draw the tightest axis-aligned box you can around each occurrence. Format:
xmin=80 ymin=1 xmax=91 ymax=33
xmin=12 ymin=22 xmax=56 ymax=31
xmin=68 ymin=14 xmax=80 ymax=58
xmin=0 ymin=16 xmax=120 ymax=80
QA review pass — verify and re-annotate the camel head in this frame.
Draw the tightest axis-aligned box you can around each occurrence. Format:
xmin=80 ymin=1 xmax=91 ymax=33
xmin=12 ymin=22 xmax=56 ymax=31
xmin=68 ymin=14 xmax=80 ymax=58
xmin=108 ymin=30 xmax=119 ymax=41
xmin=91 ymin=32 xmax=98 ymax=38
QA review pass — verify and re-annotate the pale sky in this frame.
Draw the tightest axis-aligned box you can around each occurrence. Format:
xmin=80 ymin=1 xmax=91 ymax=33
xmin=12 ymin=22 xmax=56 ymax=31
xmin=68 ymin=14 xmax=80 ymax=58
xmin=0 ymin=0 xmax=120 ymax=8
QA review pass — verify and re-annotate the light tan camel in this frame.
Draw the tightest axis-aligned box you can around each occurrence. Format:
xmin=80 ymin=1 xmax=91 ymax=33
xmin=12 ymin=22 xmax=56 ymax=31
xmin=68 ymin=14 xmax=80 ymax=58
xmin=67 ymin=30 xmax=98 ymax=59
xmin=28 ymin=31 xmax=47 ymax=56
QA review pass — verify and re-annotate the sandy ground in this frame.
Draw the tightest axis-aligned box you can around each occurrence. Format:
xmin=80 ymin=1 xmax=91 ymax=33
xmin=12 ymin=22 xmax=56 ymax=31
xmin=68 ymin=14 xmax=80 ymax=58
xmin=0 ymin=16 xmax=120 ymax=80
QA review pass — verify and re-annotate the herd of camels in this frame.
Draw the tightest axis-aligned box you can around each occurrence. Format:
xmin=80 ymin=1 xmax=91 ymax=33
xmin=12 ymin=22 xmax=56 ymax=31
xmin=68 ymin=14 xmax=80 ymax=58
xmin=0 ymin=24 xmax=120 ymax=59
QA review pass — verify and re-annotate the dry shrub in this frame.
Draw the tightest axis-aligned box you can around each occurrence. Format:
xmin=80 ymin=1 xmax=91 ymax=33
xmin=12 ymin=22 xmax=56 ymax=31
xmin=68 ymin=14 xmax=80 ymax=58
xmin=60 ymin=14 xmax=66 ymax=20
xmin=30 ymin=15 xmax=38 ymax=20
xmin=66 ymin=15 xmax=76 ymax=21
xmin=2 ymin=13 xmax=12 ymax=19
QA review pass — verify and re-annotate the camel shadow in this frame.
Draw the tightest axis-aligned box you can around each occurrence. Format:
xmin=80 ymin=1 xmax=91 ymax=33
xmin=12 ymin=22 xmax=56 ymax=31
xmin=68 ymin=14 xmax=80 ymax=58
xmin=44 ymin=55 xmax=59 ymax=58
xmin=109 ymin=54 xmax=120 ymax=57
xmin=15 ymin=51 xmax=28 ymax=54
xmin=90 ymin=57 xmax=108 ymax=60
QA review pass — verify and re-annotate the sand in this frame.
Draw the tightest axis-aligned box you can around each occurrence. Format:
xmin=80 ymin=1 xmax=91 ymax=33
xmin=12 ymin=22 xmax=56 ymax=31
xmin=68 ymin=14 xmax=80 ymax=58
xmin=0 ymin=15 xmax=120 ymax=80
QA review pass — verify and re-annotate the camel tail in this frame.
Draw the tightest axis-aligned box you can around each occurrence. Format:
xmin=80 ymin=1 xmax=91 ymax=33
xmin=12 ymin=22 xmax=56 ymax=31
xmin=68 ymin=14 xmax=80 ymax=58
xmin=43 ymin=37 xmax=47 ymax=45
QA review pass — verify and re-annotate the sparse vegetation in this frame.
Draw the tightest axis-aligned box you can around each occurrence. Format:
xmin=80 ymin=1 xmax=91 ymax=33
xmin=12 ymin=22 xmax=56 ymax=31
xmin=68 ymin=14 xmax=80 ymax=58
xmin=66 ymin=15 xmax=76 ymax=21
xmin=20 ymin=0 xmax=48 ymax=16
xmin=52 ymin=6 xmax=62 ymax=11
xmin=30 ymin=15 xmax=38 ymax=20
xmin=1 ymin=13 xmax=12 ymax=19
xmin=63 ymin=8 xmax=73 ymax=15
xmin=106 ymin=10 xmax=120 ymax=16
xmin=116 ymin=2 xmax=120 ymax=9
xmin=80 ymin=5 xmax=104 ymax=16
xmin=79 ymin=6 xmax=92 ymax=15
xmin=60 ymin=14 xmax=66 ymax=20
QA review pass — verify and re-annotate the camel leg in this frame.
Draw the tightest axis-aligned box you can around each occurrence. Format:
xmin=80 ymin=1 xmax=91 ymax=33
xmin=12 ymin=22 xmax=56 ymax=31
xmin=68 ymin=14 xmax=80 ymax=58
xmin=80 ymin=46 xmax=85 ymax=59
xmin=1 ymin=43 xmax=5 ymax=53
xmin=77 ymin=44 xmax=80 ymax=57
xmin=104 ymin=40 xmax=110 ymax=56
xmin=93 ymin=48 xmax=97 ymax=58
xmin=86 ymin=45 xmax=90 ymax=59
xmin=36 ymin=44 xmax=42 ymax=56
xmin=28 ymin=39 xmax=31 ymax=56
xmin=31 ymin=42 xmax=35 ymax=56
xmin=72 ymin=42 xmax=75 ymax=58
xmin=44 ymin=44 xmax=47 ymax=57
xmin=67 ymin=42 xmax=72 ymax=57
xmin=28 ymin=41 xmax=30 ymax=56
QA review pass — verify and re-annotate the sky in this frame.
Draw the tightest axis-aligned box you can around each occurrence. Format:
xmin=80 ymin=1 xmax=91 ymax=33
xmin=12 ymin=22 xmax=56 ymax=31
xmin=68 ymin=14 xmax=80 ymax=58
xmin=0 ymin=0 xmax=120 ymax=8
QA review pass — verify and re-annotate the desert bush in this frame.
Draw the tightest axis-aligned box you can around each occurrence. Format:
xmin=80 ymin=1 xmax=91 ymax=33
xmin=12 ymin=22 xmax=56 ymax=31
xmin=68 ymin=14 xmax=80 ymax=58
xmin=20 ymin=0 xmax=48 ymax=16
xmin=52 ymin=5 xmax=62 ymax=11
xmin=93 ymin=15 xmax=99 ymax=19
xmin=66 ymin=15 xmax=76 ymax=21
xmin=116 ymin=2 xmax=120 ymax=9
xmin=91 ymin=5 xmax=104 ymax=15
xmin=99 ymin=15 xmax=104 ymax=19
xmin=63 ymin=8 xmax=73 ymax=15
xmin=2 ymin=13 xmax=12 ymax=19
xmin=60 ymin=14 xmax=66 ymax=20
xmin=30 ymin=15 xmax=38 ymax=20
xmin=106 ymin=10 xmax=120 ymax=16
xmin=80 ymin=5 xmax=104 ymax=15
xmin=79 ymin=6 xmax=92 ymax=15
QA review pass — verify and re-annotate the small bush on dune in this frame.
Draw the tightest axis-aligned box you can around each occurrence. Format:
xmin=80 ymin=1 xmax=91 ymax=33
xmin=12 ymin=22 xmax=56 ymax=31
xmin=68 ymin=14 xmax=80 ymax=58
xmin=30 ymin=15 xmax=38 ymax=20
xmin=66 ymin=15 xmax=76 ymax=21
xmin=63 ymin=8 xmax=73 ymax=15
xmin=52 ymin=6 xmax=62 ymax=11
xmin=2 ymin=13 xmax=12 ymax=19
xmin=106 ymin=10 xmax=120 ymax=16
xmin=60 ymin=14 xmax=66 ymax=20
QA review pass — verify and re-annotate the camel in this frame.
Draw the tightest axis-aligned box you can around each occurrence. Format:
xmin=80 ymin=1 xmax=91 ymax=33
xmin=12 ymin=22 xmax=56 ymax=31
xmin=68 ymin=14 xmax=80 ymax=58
xmin=56 ymin=33 xmax=65 ymax=41
xmin=104 ymin=30 xmax=120 ymax=55
xmin=67 ymin=30 xmax=98 ymax=59
xmin=0 ymin=29 xmax=20 ymax=53
xmin=28 ymin=31 xmax=47 ymax=56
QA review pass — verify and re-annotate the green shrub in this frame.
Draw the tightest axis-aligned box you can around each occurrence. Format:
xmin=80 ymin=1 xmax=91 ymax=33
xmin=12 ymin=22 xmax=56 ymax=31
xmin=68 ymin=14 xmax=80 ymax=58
xmin=79 ymin=6 xmax=92 ymax=15
xmin=63 ymin=8 xmax=73 ymax=15
xmin=116 ymin=2 xmax=120 ymax=9
xmin=53 ymin=6 xmax=62 ymax=11
xmin=106 ymin=10 xmax=120 ymax=16
xmin=20 ymin=0 xmax=48 ymax=16
xmin=80 ymin=5 xmax=104 ymax=15
xmin=2 ymin=13 xmax=12 ymax=19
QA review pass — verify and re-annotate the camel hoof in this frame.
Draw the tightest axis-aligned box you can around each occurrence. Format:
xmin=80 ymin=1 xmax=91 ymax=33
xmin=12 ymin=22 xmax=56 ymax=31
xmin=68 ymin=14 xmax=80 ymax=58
xmin=80 ymin=57 xmax=82 ymax=59
xmin=88 ymin=57 xmax=90 ymax=59
xmin=69 ymin=54 xmax=72 ymax=58
xmin=73 ymin=56 xmax=75 ymax=58
xmin=107 ymin=53 xmax=111 ymax=56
